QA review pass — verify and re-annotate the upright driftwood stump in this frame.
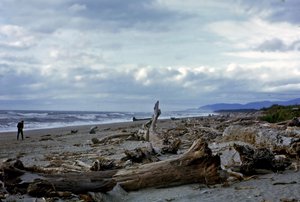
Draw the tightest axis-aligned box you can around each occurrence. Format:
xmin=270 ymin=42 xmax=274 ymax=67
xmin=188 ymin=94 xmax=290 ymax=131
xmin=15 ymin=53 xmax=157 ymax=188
xmin=136 ymin=100 xmax=161 ymax=142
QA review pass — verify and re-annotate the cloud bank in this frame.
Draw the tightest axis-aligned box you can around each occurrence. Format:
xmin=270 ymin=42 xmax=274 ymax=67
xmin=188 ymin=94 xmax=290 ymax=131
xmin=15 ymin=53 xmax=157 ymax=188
xmin=0 ymin=0 xmax=300 ymax=111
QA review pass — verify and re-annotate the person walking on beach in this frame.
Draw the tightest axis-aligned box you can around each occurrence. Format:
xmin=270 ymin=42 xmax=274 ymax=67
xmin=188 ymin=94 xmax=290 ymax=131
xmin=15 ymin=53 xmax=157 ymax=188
xmin=17 ymin=120 xmax=24 ymax=140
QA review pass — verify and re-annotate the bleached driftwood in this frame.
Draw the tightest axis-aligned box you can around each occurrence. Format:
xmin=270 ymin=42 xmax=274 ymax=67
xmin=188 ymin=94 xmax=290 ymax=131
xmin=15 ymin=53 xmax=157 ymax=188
xmin=1 ymin=139 xmax=223 ymax=196
xmin=94 ymin=133 xmax=135 ymax=144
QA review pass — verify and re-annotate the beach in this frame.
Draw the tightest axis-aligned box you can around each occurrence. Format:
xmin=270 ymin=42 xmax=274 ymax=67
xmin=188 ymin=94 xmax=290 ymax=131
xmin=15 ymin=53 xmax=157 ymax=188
xmin=0 ymin=115 xmax=299 ymax=202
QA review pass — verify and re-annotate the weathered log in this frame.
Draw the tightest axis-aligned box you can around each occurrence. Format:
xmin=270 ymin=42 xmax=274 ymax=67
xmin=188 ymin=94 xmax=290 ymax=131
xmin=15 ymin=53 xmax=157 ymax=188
xmin=1 ymin=139 xmax=223 ymax=196
xmin=45 ymin=172 xmax=117 ymax=193
xmin=113 ymin=138 xmax=222 ymax=191
xmin=1 ymin=161 xmax=117 ymax=196
xmin=132 ymin=117 xmax=151 ymax=121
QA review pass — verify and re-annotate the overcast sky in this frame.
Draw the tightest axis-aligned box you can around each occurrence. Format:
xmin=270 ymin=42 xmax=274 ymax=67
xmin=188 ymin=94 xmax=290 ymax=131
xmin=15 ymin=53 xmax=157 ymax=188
xmin=0 ymin=0 xmax=300 ymax=112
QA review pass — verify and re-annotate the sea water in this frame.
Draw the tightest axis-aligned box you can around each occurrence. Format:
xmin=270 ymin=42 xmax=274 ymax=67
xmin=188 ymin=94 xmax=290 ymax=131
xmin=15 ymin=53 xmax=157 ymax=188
xmin=0 ymin=109 xmax=213 ymax=132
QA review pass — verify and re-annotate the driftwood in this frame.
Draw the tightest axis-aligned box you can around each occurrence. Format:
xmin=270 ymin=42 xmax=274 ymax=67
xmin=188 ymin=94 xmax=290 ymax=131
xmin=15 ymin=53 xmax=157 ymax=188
xmin=90 ymin=157 xmax=121 ymax=171
xmin=130 ymin=101 xmax=162 ymax=143
xmin=90 ymin=101 xmax=162 ymax=144
xmin=233 ymin=144 xmax=292 ymax=175
xmin=1 ymin=160 xmax=117 ymax=196
xmin=122 ymin=145 xmax=160 ymax=164
xmin=149 ymin=100 xmax=161 ymax=136
xmin=289 ymin=139 xmax=300 ymax=158
xmin=89 ymin=126 xmax=98 ymax=134
xmin=287 ymin=117 xmax=300 ymax=127
xmin=161 ymin=137 xmax=181 ymax=154
xmin=93 ymin=133 xmax=135 ymax=144
xmin=113 ymin=138 xmax=222 ymax=191
xmin=91 ymin=130 xmax=151 ymax=145
xmin=0 ymin=103 xmax=226 ymax=198
xmin=132 ymin=117 xmax=151 ymax=121
xmin=1 ymin=139 xmax=223 ymax=196
xmin=91 ymin=101 xmax=166 ymax=146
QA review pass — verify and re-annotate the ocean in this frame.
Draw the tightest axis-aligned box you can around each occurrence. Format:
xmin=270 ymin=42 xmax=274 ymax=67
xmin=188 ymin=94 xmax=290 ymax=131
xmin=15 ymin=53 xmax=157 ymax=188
xmin=0 ymin=109 xmax=213 ymax=132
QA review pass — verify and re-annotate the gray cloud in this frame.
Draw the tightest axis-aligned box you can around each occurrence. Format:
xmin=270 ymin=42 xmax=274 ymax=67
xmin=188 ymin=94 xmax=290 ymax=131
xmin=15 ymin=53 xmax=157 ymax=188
xmin=1 ymin=60 xmax=300 ymax=110
xmin=256 ymin=38 xmax=286 ymax=52
xmin=255 ymin=38 xmax=300 ymax=52
xmin=77 ymin=0 xmax=189 ymax=33
xmin=239 ymin=0 xmax=300 ymax=24
xmin=1 ymin=1 xmax=300 ymax=111
xmin=0 ymin=0 xmax=186 ymax=33
xmin=268 ymin=0 xmax=300 ymax=24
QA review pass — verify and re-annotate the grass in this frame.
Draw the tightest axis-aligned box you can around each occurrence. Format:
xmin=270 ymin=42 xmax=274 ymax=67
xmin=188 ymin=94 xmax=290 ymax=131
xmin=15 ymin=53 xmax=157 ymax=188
xmin=260 ymin=104 xmax=300 ymax=123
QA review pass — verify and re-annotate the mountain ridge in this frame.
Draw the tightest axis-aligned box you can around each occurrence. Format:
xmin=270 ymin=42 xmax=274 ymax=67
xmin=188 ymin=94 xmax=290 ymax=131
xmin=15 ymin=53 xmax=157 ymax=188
xmin=200 ymin=98 xmax=300 ymax=111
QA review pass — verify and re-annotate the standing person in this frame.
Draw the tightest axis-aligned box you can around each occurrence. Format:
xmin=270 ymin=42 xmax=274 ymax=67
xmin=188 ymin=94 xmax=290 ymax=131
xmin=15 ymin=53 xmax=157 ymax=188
xmin=17 ymin=120 xmax=24 ymax=140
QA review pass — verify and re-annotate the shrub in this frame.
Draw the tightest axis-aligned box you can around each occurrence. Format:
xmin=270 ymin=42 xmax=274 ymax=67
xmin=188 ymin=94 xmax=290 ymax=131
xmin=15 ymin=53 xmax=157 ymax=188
xmin=260 ymin=104 xmax=300 ymax=123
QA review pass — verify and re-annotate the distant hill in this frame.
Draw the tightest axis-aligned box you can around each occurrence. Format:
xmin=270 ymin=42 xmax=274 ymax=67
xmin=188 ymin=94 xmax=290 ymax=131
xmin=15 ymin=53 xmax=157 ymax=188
xmin=200 ymin=98 xmax=300 ymax=111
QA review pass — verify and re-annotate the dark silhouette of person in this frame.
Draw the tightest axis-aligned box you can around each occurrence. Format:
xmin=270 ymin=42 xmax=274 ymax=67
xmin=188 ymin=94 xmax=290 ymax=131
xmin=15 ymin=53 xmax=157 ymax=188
xmin=17 ymin=120 xmax=24 ymax=140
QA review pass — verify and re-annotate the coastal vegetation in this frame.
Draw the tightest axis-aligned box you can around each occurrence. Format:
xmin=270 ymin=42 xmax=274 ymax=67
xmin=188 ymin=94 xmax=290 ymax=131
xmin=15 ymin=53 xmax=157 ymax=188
xmin=261 ymin=104 xmax=300 ymax=123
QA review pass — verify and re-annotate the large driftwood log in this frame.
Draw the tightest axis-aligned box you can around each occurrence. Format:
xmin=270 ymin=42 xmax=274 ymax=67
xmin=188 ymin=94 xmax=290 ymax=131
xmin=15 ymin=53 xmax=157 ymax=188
xmin=1 ymin=139 xmax=223 ymax=196
xmin=113 ymin=138 xmax=222 ymax=191
xmin=1 ymin=160 xmax=117 ymax=196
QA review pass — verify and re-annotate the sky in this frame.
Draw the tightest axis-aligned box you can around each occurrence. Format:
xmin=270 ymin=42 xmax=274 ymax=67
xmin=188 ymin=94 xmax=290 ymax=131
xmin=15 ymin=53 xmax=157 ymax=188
xmin=0 ymin=0 xmax=300 ymax=112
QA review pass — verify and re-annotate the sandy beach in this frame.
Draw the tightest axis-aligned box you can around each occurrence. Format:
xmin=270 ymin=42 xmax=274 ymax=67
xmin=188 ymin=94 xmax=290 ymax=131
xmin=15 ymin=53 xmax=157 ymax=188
xmin=0 ymin=115 xmax=299 ymax=202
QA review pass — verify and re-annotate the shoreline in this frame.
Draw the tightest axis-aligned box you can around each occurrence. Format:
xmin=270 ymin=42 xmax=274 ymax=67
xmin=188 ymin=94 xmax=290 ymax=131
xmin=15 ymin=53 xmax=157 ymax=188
xmin=0 ymin=114 xmax=214 ymax=135
xmin=0 ymin=121 xmax=132 ymax=135
xmin=0 ymin=120 xmax=147 ymax=143
xmin=0 ymin=109 xmax=215 ymax=133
